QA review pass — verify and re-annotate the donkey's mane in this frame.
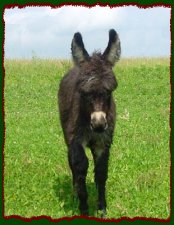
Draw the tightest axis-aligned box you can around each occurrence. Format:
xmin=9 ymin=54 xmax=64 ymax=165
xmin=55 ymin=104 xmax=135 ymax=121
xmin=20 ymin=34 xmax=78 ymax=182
xmin=87 ymin=52 xmax=107 ymax=72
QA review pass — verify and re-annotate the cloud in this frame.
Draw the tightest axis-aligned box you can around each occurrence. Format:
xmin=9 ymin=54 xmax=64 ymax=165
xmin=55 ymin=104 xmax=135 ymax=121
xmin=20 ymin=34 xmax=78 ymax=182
xmin=4 ymin=6 xmax=171 ymax=58
xmin=120 ymin=7 xmax=171 ymax=57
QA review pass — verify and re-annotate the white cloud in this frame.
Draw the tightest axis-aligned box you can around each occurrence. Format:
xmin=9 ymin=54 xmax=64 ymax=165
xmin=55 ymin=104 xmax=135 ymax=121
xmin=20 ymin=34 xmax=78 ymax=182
xmin=4 ymin=6 xmax=171 ymax=58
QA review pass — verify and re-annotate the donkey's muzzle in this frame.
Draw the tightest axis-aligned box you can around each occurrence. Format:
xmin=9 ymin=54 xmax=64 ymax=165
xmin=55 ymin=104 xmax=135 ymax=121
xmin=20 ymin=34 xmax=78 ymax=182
xmin=90 ymin=111 xmax=108 ymax=133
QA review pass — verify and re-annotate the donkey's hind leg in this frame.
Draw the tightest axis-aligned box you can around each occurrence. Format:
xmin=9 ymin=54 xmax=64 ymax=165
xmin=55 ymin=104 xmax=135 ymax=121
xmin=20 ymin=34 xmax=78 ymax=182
xmin=68 ymin=149 xmax=78 ymax=201
xmin=68 ymin=140 xmax=89 ymax=215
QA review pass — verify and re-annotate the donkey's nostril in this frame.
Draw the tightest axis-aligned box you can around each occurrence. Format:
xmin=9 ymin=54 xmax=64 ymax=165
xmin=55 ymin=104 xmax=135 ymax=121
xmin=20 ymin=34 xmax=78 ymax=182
xmin=104 ymin=123 xmax=108 ymax=130
xmin=90 ymin=122 xmax=93 ymax=130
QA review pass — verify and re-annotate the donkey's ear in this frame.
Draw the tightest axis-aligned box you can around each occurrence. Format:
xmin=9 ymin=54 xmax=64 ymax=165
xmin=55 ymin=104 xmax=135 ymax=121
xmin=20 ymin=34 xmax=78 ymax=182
xmin=103 ymin=29 xmax=121 ymax=66
xmin=71 ymin=32 xmax=89 ymax=65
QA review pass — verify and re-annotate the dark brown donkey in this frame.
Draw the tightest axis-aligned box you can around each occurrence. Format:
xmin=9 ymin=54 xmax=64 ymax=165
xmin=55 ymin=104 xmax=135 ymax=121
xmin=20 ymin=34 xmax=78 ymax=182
xmin=58 ymin=29 xmax=121 ymax=217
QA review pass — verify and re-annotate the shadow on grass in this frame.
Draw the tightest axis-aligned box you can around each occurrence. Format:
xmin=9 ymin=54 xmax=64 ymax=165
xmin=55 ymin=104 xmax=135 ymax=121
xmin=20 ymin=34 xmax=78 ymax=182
xmin=53 ymin=174 xmax=98 ymax=217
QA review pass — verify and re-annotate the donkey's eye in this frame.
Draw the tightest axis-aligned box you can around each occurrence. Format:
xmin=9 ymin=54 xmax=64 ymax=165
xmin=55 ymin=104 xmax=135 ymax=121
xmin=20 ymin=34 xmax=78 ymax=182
xmin=101 ymin=92 xmax=111 ymax=99
xmin=81 ymin=92 xmax=86 ymax=98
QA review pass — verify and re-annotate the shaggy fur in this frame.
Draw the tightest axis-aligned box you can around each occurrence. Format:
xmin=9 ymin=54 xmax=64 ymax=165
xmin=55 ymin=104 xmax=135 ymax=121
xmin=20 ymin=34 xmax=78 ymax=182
xmin=58 ymin=29 xmax=121 ymax=217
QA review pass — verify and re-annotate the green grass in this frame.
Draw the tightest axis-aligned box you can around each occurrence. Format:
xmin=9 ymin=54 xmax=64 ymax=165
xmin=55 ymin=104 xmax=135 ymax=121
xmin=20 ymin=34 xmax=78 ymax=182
xmin=4 ymin=57 xmax=170 ymax=219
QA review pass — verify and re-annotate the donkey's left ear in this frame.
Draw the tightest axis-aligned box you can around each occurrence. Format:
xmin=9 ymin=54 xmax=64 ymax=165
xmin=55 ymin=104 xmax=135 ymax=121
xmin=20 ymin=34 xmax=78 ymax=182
xmin=71 ymin=32 xmax=89 ymax=66
xmin=103 ymin=29 xmax=121 ymax=66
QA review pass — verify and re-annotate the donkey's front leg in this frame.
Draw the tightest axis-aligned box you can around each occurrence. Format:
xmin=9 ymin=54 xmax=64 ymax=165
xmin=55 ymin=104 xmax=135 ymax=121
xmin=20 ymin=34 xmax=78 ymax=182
xmin=68 ymin=140 xmax=89 ymax=215
xmin=94 ymin=149 xmax=110 ymax=218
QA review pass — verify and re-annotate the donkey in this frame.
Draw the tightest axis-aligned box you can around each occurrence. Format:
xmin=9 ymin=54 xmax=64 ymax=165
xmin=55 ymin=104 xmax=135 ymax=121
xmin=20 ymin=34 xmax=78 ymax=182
xmin=58 ymin=29 xmax=121 ymax=217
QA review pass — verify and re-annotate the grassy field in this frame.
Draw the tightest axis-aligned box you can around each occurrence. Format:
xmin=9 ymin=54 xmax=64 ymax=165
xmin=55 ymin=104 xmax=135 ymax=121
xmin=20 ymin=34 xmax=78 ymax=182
xmin=4 ymin=57 xmax=170 ymax=219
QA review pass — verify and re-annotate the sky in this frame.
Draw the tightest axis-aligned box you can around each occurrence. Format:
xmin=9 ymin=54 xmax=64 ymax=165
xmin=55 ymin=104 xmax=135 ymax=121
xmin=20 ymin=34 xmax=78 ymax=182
xmin=4 ymin=6 xmax=171 ymax=59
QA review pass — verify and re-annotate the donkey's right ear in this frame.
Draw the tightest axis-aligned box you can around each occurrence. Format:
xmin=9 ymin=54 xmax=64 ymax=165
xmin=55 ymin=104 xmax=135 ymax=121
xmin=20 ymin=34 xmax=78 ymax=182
xmin=71 ymin=32 xmax=89 ymax=66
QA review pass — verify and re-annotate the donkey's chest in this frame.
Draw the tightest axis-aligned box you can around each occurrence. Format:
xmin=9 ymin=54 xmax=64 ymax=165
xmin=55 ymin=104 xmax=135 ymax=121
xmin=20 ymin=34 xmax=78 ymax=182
xmin=82 ymin=131 xmax=110 ymax=158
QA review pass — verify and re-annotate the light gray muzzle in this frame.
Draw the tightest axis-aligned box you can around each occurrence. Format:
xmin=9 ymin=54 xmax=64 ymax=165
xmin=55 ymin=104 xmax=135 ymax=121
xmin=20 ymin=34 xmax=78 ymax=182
xmin=90 ymin=111 xmax=108 ymax=133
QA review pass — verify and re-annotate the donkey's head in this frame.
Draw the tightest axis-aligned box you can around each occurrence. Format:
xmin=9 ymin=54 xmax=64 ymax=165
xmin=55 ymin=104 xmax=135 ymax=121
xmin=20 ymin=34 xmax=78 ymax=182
xmin=71 ymin=29 xmax=121 ymax=133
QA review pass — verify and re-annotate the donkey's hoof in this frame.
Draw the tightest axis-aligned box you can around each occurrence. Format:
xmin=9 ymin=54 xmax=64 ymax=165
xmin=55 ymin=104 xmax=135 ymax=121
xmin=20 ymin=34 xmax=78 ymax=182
xmin=97 ymin=209 xmax=106 ymax=218
xmin=80 ymin=209 xmax=89 ymax=216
